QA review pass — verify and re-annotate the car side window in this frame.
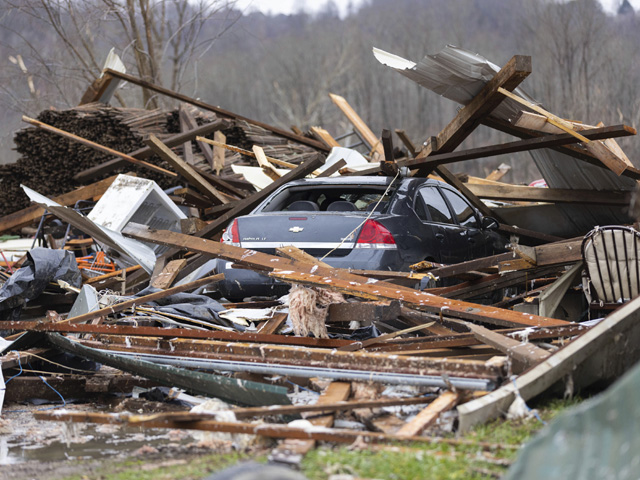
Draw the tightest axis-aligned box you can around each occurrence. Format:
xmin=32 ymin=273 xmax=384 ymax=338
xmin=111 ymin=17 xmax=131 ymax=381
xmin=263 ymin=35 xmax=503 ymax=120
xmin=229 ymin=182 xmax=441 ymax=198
xmin=416 ymin=187 xmax=454 ymax=224
xmin=441 ymin=189 xmax=479 ymax=228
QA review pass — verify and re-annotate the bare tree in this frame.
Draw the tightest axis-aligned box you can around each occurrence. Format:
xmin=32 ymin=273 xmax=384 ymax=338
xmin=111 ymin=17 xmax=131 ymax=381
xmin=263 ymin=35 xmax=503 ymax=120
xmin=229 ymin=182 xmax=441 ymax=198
xmin=0 ymin=0 xmax=240 ymax=110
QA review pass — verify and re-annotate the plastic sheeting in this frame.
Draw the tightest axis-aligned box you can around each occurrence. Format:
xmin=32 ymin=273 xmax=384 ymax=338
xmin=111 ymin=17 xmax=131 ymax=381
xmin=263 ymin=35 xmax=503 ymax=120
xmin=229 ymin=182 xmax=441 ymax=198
xmin=130 ymin=286 xmax=239 ymax=330
xmin=505 ymin=359 xmax=640 ymax=480
xmin=0 ymin=248 xmax=81 ymax=320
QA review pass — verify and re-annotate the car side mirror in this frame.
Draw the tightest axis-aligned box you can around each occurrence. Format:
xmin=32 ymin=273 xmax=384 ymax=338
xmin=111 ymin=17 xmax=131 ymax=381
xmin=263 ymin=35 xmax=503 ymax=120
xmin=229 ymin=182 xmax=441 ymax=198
xmin=481 ymin=216 xmax=499 ymax=230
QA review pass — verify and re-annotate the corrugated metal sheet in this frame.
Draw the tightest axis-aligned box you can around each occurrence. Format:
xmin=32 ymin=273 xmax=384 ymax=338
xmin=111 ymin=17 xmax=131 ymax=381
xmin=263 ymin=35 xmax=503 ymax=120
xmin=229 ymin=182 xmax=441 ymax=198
xmin=374 ymin=46 xmax=635 ymax=235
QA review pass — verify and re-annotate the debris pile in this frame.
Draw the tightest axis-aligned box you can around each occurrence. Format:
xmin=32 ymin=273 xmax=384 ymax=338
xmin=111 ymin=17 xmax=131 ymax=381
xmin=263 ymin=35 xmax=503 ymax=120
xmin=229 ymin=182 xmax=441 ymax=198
xmin=1 ymin=45 xmax=640 ymax=472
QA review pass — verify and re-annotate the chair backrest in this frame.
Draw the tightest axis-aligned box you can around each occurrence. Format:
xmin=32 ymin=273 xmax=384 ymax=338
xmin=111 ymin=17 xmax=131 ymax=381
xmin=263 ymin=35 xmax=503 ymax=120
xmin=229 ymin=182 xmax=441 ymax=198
xmin=582 ymin=226 xmax=640 ymax=304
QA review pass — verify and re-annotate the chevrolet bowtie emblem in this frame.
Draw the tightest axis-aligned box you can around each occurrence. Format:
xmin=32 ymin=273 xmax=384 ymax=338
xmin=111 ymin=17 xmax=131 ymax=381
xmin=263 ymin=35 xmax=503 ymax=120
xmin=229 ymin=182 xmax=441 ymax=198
xmin=289 ymin=226 xmax=304 ymax=233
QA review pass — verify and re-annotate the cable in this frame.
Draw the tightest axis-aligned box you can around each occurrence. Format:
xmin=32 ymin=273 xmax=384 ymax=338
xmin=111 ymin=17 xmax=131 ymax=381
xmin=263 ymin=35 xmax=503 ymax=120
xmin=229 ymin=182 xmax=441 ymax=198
xmin=320 ymin=170 xmax=400 ymax=261
xmin=4 ymin=351 xmax=23 ymax=385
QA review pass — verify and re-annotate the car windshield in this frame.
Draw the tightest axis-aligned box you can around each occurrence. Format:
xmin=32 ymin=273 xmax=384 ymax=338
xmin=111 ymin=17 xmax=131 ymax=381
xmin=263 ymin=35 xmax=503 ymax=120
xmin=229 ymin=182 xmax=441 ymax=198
xmin=260 ymin=185 xmax=393 ymax=213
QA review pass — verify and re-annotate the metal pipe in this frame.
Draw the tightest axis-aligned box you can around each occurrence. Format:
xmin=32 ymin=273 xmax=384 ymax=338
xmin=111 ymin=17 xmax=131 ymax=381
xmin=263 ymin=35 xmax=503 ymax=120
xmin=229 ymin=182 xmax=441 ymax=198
xmin=105 ymin=349 xmax=495 ymax=391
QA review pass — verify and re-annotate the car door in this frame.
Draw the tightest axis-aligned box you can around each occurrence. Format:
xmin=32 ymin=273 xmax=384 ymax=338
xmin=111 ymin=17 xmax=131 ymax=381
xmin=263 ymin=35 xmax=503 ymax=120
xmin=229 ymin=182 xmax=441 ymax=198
xmin=414 ymin=186 xmax=468 ymax=264
xmin=439 ymin=187 xmax=486 ymax=259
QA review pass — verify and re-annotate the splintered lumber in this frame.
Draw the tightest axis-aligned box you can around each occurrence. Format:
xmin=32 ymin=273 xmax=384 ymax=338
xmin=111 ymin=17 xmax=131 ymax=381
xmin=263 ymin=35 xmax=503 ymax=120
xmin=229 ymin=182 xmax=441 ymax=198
xmin=466 ymin=184 xmax=632 ymax=206
xmin=466 ymin=323 xmax=551 ymax=371
xmin=213 ymin=131 xmax=226 ymax=174
xmin=146 ymin=134 xmax=229 ymax=204
xmin=486 ymin=164 xmax=511 ymax=181
xmin=498 ymin=87 xmax=627 ymax=175
xmin=22 ymin=116 xmax=177 ymax=178
xmin=329 ymin=93 xmax=384 ymax=158
xmin=103 ymin=68 xmax=329 ymax=151
xmin=74 ymin=119 xmax=229 ymax=182
xmin=178 ymin=105 xmax=195 ymax=165
xmin=122 ymin=224 xmax=568 ymax=329
xmin=253 ymin=145 xmax=281 ymax=180
xmin=34 ymin=410 xmax=515 ymax=449
xmin=258 ymin=312 xmax=288 ymax=335
xmin=310 ymin=126 xmax=341 ymax=148
xmin=397 ymin=124 xmax=635 ymax=173
xmin=150 ymin=258 xmax=188 ymax=289
xmin=482 ymin=117 xmax=640 ymax=181
xmin=274 ymin=382 xmax=351 ymax=461
xmin=47 ymin=333 xmax=290 ymax=406
xmin=396 ymin=391 xmax=461 ymax=437
xmin=193 ymin=154 xmax=324 ymax=239
xmin=458 ymin=293 xmax=640 ymax=432
xmin=0 ymin=175 xmax=118 ymax=234
xmin=412 ymin=55 xmax=532 ymax=176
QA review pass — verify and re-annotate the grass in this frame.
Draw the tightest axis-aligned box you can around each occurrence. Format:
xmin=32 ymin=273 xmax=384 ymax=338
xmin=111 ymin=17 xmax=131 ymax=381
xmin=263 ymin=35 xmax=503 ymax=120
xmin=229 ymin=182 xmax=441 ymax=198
xmin=58 ymin=396 xmax=583 ymax=480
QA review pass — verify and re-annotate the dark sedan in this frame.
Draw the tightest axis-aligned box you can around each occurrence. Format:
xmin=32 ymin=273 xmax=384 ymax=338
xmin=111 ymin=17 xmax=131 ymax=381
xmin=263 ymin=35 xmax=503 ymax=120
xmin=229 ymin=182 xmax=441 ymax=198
xmin=215 ymin=176 xmax=507 ymax=300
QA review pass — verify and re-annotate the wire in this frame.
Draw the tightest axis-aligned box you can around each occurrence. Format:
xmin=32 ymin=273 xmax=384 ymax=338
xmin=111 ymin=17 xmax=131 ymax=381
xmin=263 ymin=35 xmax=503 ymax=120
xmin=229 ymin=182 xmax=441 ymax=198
xmin=320 ymin=170 xmax=401 ymax=261
xmin=20 ymin=352 xmax=99 ymax=374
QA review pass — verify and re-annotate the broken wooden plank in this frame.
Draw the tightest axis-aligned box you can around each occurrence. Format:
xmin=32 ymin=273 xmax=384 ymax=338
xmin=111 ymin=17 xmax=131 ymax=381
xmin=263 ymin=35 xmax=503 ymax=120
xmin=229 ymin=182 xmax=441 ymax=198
xmin=273 ymin=382 xmax=351 ymax=462
xmin=412 ymin=55 xmax=532 ymax=176
xmin=486 ymin=163 xmax=511 ymax=182
xmin=395 ymin=129 xmax=418 ymax=157
xmin=466 ymin=184 xmax=631 ymax=206
xmin=146 ymin=134 xmax=229 ymax=204
xmin=253 ymin=145 xmax=282 ymax=180
xmin=122 ymin=224 xmax=569 ymax=329
xmin=329 ymin=93 xmax=384 ymax=158
xmin=498 ymin=87 xmax=628 ymax=175
xmin=150 ymin=258 xmax=188 ymax=289
xmin=178 ymin=104 xmax=195 ymax=166
xmin=458 ymin=293 xmax=640 ymax=432
xmin=73 ymin=120 xmax=229 ymax=182
xmin=35 ymin=409 xmax=514 ymax=449
xmin=310 ymin=126 xmax=340 ymax=148
xmin=258 ymin=312 xmax=287 ymax=335
xmin=22 ymin=116 xmax=177 ymax=178
xmin=213 ymin=131 xmax=226 ymax=174
xmin=316 ymin=159 xmax=346 ymax=177
xmin=103 ymin=68 xmax=329 ymax=151
xmin=466 ymin=323 xmax=550 ymax=371
xmin=397 ymin=124 xmax=635 ymax=173
xmin=396 ymin=391 xmax=461 ymax=437
xmin=0 ymin=175 xmax=119 ymax=234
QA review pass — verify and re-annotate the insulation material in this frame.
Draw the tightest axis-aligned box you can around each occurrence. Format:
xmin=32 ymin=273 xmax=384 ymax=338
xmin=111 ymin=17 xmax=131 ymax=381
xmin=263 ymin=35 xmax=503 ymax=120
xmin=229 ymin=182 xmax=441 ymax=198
xmin=287 ymin=284 xmax=345 ymax=339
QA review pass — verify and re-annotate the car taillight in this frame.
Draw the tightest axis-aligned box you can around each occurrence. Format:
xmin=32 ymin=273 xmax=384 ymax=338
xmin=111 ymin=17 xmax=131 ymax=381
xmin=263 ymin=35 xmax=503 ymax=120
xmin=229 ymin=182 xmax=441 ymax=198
xmin=221 ymin=219 xmax=240 ymax=246
xmin=355 ymin=219 xmax=396 ymax=249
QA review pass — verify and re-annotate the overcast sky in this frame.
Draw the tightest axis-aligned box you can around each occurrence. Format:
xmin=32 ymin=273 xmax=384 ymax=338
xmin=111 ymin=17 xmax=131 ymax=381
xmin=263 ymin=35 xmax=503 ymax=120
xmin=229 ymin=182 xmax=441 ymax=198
xmin=235 ymin=0 xmax=640 ymax=16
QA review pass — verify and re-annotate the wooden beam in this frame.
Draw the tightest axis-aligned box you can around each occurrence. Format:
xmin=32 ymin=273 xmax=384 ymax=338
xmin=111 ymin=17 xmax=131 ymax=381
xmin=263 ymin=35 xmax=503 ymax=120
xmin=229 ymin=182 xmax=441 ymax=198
xmin=397 ymin=124 xmax=635 ymax=172
xmin=498 ymin=87 xmax=628 ymax=175
xmin=146 ymin=134 xmax=229 ymax=204
xmin=413 ymin=55 xmax=532 ymax=176
xmin=466 ymin=323 xmax=550 ymax=371
xmin=103 ymin=68 xmax=329 ymax=152
xmin=485 ymin=163 xmax=511 ymax=182
xmin=73 ymin=120 xmax=229 ymax=182
xmin=395 ymin=129 xmax=418 ymax=157
xmin=22 ymin=116 xmax=177 ymax=178
xmin=396 ymin=391 xmax=461 ymax=437
xmin=150 ymin=258 xmax=188 ymax=289
xmin=466 ymin=184 xmax=632 ymax=206
xmin=310 ymin=126 xmax=340 ymax=148
xmin=197 ymin=137 xmax=298 ymax=169
xmin=0 ymin=175 xmax=119 ymax=234
xmin=253 ymin=145 xmax=281 ymax=180
xmin=178 ymin=104 xmax=195 ymax=165
xmin=213 ymin=131 xmax=226 ymax=174
xmin=329 ymin=93 xmax=384 ymax=158
xmin=273 ymin=382 xmax=351 ymax=461
xmin=316 ymin=159 xmax=346 ymax=178
xmin=122 ymin=224 xmax=569 ymax=328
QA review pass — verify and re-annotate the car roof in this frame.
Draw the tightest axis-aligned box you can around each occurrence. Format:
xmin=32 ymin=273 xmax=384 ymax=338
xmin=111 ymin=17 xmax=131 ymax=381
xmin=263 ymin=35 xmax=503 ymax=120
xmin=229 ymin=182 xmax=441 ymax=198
xmin=280 ymin=176 xmax=445 ymax=188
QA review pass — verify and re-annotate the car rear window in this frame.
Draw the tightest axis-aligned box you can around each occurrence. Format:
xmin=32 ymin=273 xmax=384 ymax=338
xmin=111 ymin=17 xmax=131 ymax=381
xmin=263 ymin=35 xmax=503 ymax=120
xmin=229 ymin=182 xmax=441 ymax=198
xmin=260 ymin=185 xmax=393 ymax=213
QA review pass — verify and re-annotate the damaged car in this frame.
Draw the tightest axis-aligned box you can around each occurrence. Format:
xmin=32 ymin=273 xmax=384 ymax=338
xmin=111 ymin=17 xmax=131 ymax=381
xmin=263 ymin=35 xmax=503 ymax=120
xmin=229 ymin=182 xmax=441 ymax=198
xmin=214 ymin=176 xmax=507 ymax=300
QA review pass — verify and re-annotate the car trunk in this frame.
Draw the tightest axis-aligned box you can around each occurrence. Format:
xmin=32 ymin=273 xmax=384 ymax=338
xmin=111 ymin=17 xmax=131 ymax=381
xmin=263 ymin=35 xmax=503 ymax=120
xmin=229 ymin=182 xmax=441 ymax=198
xmin=236 ymin=212 xmax=370 ymax=257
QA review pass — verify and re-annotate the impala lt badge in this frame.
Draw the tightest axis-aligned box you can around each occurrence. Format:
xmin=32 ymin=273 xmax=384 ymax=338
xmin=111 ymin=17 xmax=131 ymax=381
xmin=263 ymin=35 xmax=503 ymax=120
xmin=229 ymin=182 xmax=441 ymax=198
xmin=289 ymin=226 xmax=304 ymax=233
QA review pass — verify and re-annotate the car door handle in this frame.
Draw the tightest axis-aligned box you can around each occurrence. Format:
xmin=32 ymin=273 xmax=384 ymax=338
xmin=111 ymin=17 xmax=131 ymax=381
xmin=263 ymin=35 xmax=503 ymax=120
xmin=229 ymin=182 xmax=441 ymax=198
xmin=435 ymin=233 xmax=445 ymax=240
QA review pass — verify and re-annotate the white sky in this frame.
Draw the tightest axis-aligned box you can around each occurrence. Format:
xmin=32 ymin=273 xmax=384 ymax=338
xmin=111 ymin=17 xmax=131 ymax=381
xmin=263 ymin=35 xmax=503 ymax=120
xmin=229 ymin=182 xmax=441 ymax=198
xmin=236 ymin=0 xmax=640 ymax=16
